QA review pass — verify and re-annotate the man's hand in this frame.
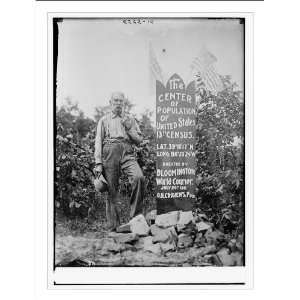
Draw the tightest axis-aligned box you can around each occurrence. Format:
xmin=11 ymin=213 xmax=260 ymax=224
xmin=122 ymin=116 xmax=133 ymax=131
xmin=94 ymin=164 xmax=103 ymax=178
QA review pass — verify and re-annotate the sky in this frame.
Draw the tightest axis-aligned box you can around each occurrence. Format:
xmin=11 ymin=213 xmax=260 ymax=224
xmin=57 ymin=18 xmax=244 ymax=119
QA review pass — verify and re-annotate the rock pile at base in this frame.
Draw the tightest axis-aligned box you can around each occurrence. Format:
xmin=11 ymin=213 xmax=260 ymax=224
xmin=56 ymin=210 xmax=244 ymax=267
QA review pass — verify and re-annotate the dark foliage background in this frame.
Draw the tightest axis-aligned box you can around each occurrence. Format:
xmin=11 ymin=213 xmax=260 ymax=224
xmin=55 ymin=76 xmax=244 ymax=236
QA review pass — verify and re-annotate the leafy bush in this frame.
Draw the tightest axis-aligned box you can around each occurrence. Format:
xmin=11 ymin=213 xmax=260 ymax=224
xmin=55 ymin=101 xmax=97 ymax=217
xmin=194 ymin=75 xmax=244 ymax=234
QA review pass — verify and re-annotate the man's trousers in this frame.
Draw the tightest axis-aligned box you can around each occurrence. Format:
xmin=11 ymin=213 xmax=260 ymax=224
xmin=102 ymin=141 xmax=145 ymax=230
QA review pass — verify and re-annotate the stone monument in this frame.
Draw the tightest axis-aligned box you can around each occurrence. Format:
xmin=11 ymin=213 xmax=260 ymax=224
xmin=156 ymin=74 xmax=196 ymax=214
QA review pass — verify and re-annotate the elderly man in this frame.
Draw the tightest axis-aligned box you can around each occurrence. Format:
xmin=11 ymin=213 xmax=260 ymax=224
xmin=94 ymin=92 xmax=145 ymax=231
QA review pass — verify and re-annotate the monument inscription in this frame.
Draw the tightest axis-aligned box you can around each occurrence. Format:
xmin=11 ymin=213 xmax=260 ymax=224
xmin=156 ymin=74 xmax=196 ymax=214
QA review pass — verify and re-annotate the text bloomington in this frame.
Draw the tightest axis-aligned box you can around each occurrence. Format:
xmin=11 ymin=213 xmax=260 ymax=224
xmin=157 ymin=168 xmax=195 ymax=176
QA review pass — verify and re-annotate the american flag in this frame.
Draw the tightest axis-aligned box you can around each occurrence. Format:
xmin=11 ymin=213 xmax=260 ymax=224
xmin=149 ymin=43 xmax=164 ymax=86
xmin=191 ymin=47 xmax=223 ymax=96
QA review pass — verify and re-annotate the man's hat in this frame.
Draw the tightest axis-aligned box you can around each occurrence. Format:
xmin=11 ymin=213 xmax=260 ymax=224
xmin=94 ymin=175 xmax=108 ymax=193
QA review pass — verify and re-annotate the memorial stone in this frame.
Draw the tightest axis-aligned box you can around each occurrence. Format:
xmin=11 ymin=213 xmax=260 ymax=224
xmin=156 ymin=74 xmax=196 ymax=214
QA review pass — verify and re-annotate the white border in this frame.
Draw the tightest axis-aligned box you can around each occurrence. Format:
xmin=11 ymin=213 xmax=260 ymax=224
xmin=36 ymin=6 xmax=253 ymax=291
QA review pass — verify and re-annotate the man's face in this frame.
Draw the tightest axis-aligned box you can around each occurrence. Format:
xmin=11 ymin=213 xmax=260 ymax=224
xmin=110 ymin=93 xmax=125 ymax=114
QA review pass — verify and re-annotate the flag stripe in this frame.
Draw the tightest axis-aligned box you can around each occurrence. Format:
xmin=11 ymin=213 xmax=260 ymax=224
xmin=149 ymin=43 xmax=164 ymax=83
xmin=209 ymin=65 xmax=223 ymax=86
xmin=193 ymin=61 xmax=218 ymax=93
xmin=190 ymin=47 xmax=223 ymax=95
xmin=205 ymin=68 xmax=222 ymax=90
